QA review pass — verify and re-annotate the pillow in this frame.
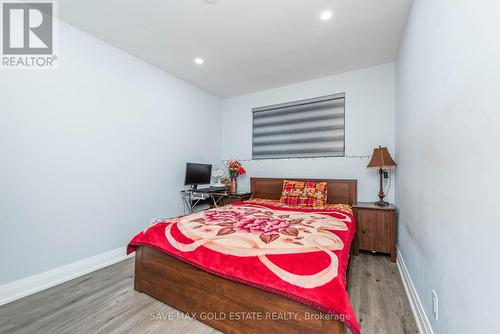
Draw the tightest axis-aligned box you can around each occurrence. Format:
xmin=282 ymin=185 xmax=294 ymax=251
xmin=279 ymin=180 xmax=307 ymax=206
xmin=279 ymin=180 xmax=328 ymax=207
xmin=303 ymin=181 xmax=328 ymax=207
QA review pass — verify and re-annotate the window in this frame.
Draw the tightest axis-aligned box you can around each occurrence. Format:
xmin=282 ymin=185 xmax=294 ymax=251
xmin=252 ymin=93 xmax=345 ymax=159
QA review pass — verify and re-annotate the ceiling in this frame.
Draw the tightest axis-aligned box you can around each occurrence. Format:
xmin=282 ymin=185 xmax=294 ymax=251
xmin=57 ymin=0 xmax=411 ymax=98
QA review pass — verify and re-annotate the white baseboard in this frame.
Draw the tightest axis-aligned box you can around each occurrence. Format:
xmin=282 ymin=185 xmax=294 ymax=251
xmin=396 ymin=246 xmax=434 ymax=334
xmin=0 ymin=247 xmax=134 ymax=306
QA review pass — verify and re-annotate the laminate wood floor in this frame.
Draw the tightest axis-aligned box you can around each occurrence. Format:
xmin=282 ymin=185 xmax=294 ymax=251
xmin=349 ymin=254 xmax=418 ymax=334
xmin=0 ymin=253 xmax=417 ymax=334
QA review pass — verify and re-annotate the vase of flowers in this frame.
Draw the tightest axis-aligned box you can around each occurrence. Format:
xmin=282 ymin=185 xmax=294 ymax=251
xmin=227 ymin=160 xmax=246 ymax=193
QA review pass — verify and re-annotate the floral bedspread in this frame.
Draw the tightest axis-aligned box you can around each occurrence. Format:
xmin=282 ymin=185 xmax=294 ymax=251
xmin=127 ymin=199 xmax=359 ymax=334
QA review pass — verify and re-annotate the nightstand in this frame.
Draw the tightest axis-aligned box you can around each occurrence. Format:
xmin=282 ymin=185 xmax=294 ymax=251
xmin=352 ymin=202 xmax=397 ymax=262
xmin=223 ymin=192 xmax=252 ymax=205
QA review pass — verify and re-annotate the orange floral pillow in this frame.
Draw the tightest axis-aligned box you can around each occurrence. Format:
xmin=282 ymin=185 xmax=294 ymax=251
xmin=279 ymin=180 xmax=307 ymax=206
xmin=303 ymin=181 xmax=328 ymax=207
xmin=279 ymin=180 xmax=328 ymax=207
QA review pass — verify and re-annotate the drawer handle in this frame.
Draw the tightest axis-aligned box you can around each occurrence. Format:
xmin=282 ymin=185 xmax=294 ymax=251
xmin=361 ymin=230 xmax=366 ymax=233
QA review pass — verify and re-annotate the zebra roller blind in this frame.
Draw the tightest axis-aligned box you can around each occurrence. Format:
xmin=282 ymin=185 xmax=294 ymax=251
xmin=252 ymin=93 xmax=345 ymax=159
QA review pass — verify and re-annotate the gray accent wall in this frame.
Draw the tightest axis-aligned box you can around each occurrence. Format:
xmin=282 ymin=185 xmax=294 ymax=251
xmin=222 ymin=63 xmax=396 ymax=203
xmin=395 ymin=1 xmax=500 ymax=333
xmin=0 ymin=19 xmax=222 ymax=284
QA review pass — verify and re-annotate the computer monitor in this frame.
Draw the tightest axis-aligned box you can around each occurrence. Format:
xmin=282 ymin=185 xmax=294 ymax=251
xmin=184 ymin=163 xmax=212 ymax=189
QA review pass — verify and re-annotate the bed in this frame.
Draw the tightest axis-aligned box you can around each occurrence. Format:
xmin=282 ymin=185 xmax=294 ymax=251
xmin=128 ymin=177 xmax=359 ymax=334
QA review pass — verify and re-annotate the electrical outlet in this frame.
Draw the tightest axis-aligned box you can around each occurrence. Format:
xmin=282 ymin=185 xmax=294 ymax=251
xmin=432 ymin=290 xmax=439 ymax=321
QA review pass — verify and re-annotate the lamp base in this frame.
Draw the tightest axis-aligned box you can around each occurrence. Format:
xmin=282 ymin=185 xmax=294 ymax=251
xmin=374 ymin=200 xmax=390 ymax=207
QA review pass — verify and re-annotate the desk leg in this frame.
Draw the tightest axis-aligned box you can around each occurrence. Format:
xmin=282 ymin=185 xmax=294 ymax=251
xmin=210 ymin=195 xmax=218 ymax=208
xmin=210 ymin=194 xmax=228 ymax=208
xmin=184 ymin=195 xmax=193 ymax=213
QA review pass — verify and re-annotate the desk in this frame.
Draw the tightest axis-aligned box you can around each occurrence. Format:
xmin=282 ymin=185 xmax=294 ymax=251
xmin=181 ymin=188 xmax=229 ymax=213
xmin=181 ymin=189 xmax=252 ymax=213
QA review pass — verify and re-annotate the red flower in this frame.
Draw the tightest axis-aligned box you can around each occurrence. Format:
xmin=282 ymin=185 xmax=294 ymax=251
xmin=236 ymin=166 xmax=246 ymax=175
xmin=228 ymin=160 xmax=246 ymax=178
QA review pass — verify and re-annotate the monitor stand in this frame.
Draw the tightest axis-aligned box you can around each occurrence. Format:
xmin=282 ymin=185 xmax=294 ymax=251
xmin=190 ymin=185 xmax=198 ymax=191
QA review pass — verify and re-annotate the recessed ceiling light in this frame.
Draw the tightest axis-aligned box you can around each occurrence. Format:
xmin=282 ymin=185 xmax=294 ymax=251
xmin=194 ymin=58 xmax=204 ymax=65
xmin=320 ymin=10 xmax=333 ymax=21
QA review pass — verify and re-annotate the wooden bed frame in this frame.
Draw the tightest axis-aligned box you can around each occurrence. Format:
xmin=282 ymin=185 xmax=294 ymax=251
xmin=134 ymin=177 xmax=357 ymax=334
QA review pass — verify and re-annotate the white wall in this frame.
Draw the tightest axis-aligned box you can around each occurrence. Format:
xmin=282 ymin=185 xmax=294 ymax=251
xmin=221 ymin=63 xmax=396 ymax=202
xmin=0 ymin=20 xmax=221 ymax=284
xmin=396 ymin=1 xmax=500 ymax=333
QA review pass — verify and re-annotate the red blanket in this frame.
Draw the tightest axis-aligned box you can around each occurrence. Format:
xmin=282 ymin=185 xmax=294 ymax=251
xmin=128 ymin=199 xmax=360 ymax=334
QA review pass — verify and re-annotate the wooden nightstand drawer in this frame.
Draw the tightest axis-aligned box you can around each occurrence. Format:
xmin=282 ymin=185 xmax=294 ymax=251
xmin=357 ymin=210 xmax=392 ymax=253
xmin=353 ymin=202 xmax=397 ymax=262
xmin=222 ymin=192 xmax=252 ymax=205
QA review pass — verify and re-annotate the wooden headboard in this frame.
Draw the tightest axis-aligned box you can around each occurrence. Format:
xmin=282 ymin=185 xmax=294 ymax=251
xmin=250 ymin=178 xmax=357 ymax=206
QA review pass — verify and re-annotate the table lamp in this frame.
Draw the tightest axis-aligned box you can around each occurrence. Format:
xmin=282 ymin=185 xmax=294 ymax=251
xmin=367 ymin=146 xmax=397 ymax=206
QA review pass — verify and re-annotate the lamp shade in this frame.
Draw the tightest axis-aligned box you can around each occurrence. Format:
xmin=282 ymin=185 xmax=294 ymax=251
xmin=367 ymin=146 xmax=397 ymax=168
